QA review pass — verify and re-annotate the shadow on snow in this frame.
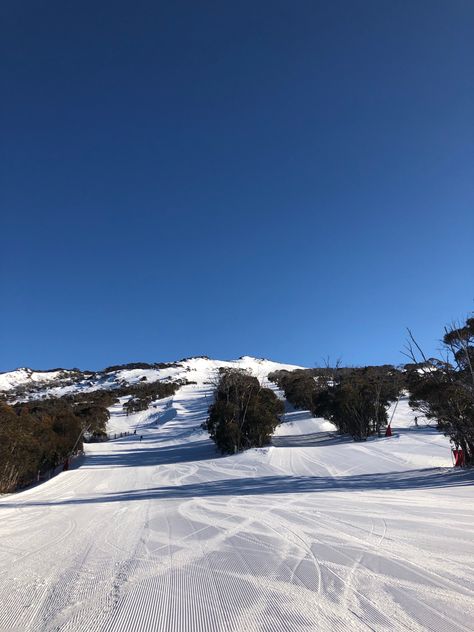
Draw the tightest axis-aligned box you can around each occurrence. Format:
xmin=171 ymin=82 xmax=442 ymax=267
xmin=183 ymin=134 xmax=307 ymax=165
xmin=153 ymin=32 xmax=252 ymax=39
xmin=83 ymin=439 xmax=216 ymax=468
xmin=2 ymin=468 xmax=473 ymax=508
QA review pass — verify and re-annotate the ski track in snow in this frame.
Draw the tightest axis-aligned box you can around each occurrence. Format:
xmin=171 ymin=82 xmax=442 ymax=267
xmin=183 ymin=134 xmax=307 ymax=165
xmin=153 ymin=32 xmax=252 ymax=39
xmin=0 ymin=358 xmax=474 ymax=631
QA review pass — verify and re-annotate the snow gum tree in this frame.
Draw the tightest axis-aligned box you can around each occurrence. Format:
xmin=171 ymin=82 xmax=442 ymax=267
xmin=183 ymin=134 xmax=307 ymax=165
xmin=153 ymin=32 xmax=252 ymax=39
xmin=314 ymin=367 xmax=402 ymax=440
xmin=206 ymin=368 xmax=284 ymax=454
xmin=406 ymin=316 xmax=474 ymax=465
xmin=0 ymin=400 xmax=84 ymax=492
xmin=270 ymin=366 xmax=402 ymax=441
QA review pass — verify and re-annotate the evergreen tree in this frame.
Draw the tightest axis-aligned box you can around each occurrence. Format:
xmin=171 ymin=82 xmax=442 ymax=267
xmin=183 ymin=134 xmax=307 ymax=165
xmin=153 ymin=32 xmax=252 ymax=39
xmin=206 ymin=369 xmax=284 ymax=454
xmin=406 ymin=316 xmax=474 ymax=465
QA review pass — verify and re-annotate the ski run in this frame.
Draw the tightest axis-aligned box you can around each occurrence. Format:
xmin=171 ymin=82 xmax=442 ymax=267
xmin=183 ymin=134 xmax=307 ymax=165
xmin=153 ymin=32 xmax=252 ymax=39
xmin=1 ymin=357 xmax=473 ymax=632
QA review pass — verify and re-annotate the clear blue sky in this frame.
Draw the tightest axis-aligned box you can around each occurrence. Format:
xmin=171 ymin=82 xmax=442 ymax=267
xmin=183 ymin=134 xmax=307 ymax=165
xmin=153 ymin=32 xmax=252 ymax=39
xmin=1 ymin=1 xmax=473 ymax=371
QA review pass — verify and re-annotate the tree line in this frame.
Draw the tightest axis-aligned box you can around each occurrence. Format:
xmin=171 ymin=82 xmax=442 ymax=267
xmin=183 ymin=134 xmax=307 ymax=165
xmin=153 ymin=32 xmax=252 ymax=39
xmin=0 ymin=398 xmax=106 ymax=493
xmin=267 ymin=315 xmax=474 ymax=462
xmin=122 ymin=380 xmax=182 ymax=415
xmin=268 ymin=365 xmax=403 ymax=441
xmin=0 ymin=378 xmax=182 ymax=492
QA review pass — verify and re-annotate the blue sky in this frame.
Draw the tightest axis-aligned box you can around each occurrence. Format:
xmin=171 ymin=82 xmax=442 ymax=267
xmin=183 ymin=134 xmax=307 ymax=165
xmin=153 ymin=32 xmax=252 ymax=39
xmin=1 ymin=1 xmax=473 ymax=371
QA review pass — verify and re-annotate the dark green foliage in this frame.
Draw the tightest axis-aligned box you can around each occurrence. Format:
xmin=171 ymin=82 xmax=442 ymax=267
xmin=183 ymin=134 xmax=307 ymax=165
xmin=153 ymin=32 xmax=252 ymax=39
xmin=268 ymin=369 xmax=320 ymax=410
xmin=66 ymin=389 xmax=119 ymax=409
xmin=104 ymin=361 xmax=180 ymax=373
xmin=66 ymin=379 xmax=181 ymax=418
xmin=270 ymin=365 xmax=403 ymax=441
xmin=406 ymin=316 xmax=474 ymax=465
xmin=0 ymin=399 xmax=86 ymax=492
xmin=206 ymin=369 xmax=284 ymax=454
xmin=63 ymin=390 xmax=115 ymax=437
xmin=74 ymin=405 xmax=110 ymax=436
xmin=0 ymin=367 xmax=184 ymax=491
xmin=116 ymin=380 xmax=180 ymax=400
xmin=0 ymin=378 xmax=183 ymax=491
xmin=123 ymin=397 xmax=151 ymax=415
xmin=314 ymin=367 xmax=402 ymax=440
xmin=121 ymin=380 xmax=182 ymax=415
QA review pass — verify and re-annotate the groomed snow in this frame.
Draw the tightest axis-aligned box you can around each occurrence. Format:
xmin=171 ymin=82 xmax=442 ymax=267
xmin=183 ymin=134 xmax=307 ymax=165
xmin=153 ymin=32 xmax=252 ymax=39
xmin=0 ymin=358 xmax=473 ymax=631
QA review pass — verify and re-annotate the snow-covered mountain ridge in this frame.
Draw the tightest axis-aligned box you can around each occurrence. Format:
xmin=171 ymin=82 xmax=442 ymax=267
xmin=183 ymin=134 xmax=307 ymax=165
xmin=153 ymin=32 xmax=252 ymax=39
xmin=0 ymin=356 xmax=303 ymax=398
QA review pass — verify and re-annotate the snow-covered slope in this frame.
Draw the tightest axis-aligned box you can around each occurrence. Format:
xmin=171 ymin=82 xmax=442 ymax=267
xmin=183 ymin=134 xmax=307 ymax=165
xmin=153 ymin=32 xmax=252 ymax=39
xmin=0 ymin=368 xmax=74 ymax=392
xmin=0 ymin=356 xmax=302 ymax=399
xmin=0 ymin=357 xmax=473 ymax=632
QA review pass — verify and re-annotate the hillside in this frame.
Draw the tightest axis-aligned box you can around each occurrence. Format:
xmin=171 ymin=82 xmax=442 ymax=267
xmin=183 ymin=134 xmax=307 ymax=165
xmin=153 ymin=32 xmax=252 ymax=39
xmin=0 ymin=357 xmax=473 ymax=631
xmin=0 ymin=356 xmax=302 ymax=398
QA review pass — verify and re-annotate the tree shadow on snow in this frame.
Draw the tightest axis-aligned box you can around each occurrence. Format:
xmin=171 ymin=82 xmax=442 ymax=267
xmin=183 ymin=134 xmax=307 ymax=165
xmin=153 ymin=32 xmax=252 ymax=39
xmin=82 ymin=439 xmax=216 ymax=469
xmin=272 ymin=432 xmax=346 ymax=448
xmin=3 ymin=468 xmax=473 ymax=508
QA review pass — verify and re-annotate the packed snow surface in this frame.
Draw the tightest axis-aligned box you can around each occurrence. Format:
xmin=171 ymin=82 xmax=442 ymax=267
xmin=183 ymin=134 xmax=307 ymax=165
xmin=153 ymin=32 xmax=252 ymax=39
xmin=0 ymin=357 xmax=473 ymax=631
